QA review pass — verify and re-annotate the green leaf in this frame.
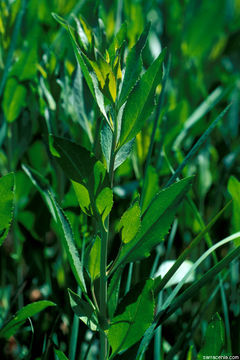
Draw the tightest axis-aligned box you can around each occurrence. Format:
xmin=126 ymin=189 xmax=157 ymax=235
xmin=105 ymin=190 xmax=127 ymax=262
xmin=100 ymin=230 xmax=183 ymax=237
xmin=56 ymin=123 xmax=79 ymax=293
xmin=48 ymin=191 xmax=87 ymax=293
xmin=52 ymin=12 xmax=74 ymax=31
xmin=3 ymin=78 xmax=26 ymax=123
xmin=119 ymin=49 xmax=166 ymax=146
xmin=108 ymin=267 xmax=123 ymax=319
xmin=108 ymin=22 xmax=127 ymax=60
xmin=72 ymin=65 xmax=93 ymax=143
xmin=197 ymin=313 xmax=225 ymax=358
xmin=50 ymin=136 xmax=113 ymax=223
xmin=107 ymin=279 xmax=154 ymax=355
xmin=68 ymin=289 xmax=98 ymax=331
xmin=96 ymin=187 xmax=113 ymax=226
xmin=68 ymin=26 xmax=112 ymax=128
xmin=22 ymin=165 xmax=86 ymax=293
xmin=228 ymin=176 xmax=240 ymax=246
xmin=113 ymin=177 xmax=193 ymax=269
xmin=72 ymin=182 xmax=91 ymax=215
xmin=101 ymin=122 xmax=112 ymax=171
xmin=0 ymin=173 xmax=15 ymax=246
xmin=117 ymin=23 xmax=150 ymax=108
xmin=0 ymin=300 xmax=56 ymax=339
xmin=114 ymin=138 xmax=135 ymax=170
xmin=141 ymin=165 xmax=159 ymax=213
xmin=10 ymin=42 xmax=37 ymax=81
xmin=54 ymin=349 xmax=69 ymax=360
xmin=88 ymin=236 xmax=101 ymax=280
xmin=89 ymin=54 xmax=117 ymax=102
xmin=117 ymin=200 xmax=141 ymax=244
xmin=89 ymin=72 xmax=112 ymax=128
xmin=68 ymin=25 xmax=95 ymax=98
xmin=101 ymin=123 xmax=134 ymax=171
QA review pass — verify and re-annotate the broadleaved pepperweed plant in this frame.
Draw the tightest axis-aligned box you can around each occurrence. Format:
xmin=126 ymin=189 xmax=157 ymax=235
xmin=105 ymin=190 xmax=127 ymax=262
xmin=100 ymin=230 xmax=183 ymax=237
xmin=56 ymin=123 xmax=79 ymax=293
xmin=1 ymin=1 xmax=240 ymax=359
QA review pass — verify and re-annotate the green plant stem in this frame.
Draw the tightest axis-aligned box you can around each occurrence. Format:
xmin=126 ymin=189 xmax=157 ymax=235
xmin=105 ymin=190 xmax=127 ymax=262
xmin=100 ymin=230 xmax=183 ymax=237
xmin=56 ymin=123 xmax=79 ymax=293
xmin=69 ymin=235 xmax=86 ymax=360
xmin=125 ymin=262 xmax=133 ymax=295
xmin=100 ymin=224 xmax=109 ymax=360
xmin=99 ymin=113 xmax=117 ymax=360
xmin=154 ymin=292 xmax=162 ymax=360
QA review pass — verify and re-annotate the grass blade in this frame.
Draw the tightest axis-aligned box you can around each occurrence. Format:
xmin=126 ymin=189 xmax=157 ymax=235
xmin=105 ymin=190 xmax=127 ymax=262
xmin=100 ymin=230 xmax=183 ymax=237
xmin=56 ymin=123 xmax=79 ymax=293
xmin=165 ymin=104 xmax=231 ymax=187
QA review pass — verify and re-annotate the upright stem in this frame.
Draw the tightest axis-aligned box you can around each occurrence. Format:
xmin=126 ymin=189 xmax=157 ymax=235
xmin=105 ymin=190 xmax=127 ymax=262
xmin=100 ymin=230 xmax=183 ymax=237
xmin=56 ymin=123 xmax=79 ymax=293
xmin=100 ymin=225 xmax=109 ymax=360
xmin=99 ymin=113 xmax=117 ymax=360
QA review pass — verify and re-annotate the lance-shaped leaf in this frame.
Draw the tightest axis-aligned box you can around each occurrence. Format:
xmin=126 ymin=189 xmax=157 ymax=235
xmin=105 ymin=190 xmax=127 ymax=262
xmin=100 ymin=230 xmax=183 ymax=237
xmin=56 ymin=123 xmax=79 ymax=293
xmin=0 ymin=301 xmax=56 ymax=339
xmin=117 ymin=200 xmax=141 ymax=243
xmin=50 ymin=136 xmax=113 ymax=223
xmin=101 ymin=122 xmax=135 ymax=171
xmin=88 ymin=236 xmax=101 ymax=280
xmin=68 ymin=289 xmax=98 ymax=331
xmin=0 ymin=173 xmax=15 ymax=246
xmin=107 ymin=279 xmax=154 ymax=355
xmin=72 ymin=65 xmax=93 ymax=143
xmin=3 ymin=78 xmax=26 ymax=123
xmin=67 ymin=26 xmax=112 ymax=128
xmin=89 ymin=54 xmax=117 ymax=102
xmin=197 ymin=313 xmax=225 ymax=358
xmin=54 ymin=349 xmax=69 ymax=360
xmin=113 ymin=177 xmax=193 ymax=269
xmin=228 ymin=175 xmax=240 ymax=246
xmin=117 ymin=23 xmax=150 ymax=108
xmin=119 ymin=49 xmax=166 ymax=146
xmin=68 ymin=26 xmax=95 ymax=98
xmin=108 ymin=267 xmax=123 ymax=319
xmin=22 ymin=165 xmax=86 ymax=293
xmin=108 ymin=22 xmax=127 ymax=60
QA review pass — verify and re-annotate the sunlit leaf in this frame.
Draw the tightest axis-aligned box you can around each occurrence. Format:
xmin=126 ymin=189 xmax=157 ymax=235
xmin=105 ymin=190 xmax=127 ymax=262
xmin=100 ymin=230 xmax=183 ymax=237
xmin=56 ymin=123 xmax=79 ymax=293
xmin=3 ymin=78 xmax=26 ymax=123
xmin=108 ymin=279 xmax=154 ymax=354
xmin=68 ymin=289 xmax=98 ymax=331
xmin=228 ymin=176 xmax=240 ymax=246
xmin=117 ymin=200 xmax=141 ymax=243
xmin=119 ymin=49 xmax=166 ymax=146
xmin=54 ymin=349 xmax=69 ymax=360
xmin=0 ymin=301 xmax=56 ymax=339
xmin=197 ymin=313 xmax=225 ymax=358
xmin=117 ymin=23 xmax=150 ymax=108
xmin=50 ymin=136 xmax=113 ymax=224
xmin=22 ymin=165 xmax=86 ymax=293
xmin=88 ymin=236 xmax=101 ymax=280
xmin=113 ymin=177 xmax=193 ymax=269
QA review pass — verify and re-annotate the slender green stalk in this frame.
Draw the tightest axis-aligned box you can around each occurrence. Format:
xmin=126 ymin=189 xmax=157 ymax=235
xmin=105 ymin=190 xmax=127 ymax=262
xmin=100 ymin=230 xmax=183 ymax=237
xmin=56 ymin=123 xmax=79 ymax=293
xmin=100 ymin=224 xmax=109 ymax=360
xmin=99 ymin=111 xmax=117 ymax=360
xmin=154 ymin=292 xmax=162 ymax=360
xmin=125 ymin=262 xmax=133 ymax=295
xmin=69 ymin=236 xmax=86 ymax=360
